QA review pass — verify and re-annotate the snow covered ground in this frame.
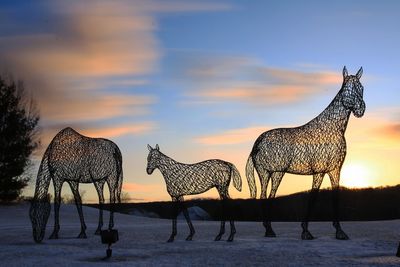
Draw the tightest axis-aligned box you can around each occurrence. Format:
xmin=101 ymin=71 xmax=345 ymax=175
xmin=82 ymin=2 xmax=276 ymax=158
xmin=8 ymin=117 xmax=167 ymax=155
xmin=0 ymin=203 xmax=399 ymax=266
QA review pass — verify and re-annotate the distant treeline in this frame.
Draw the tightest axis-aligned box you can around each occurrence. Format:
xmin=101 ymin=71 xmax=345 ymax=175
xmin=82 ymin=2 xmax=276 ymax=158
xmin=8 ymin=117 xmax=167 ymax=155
xmin=86 ymin=185 xmax=400 ymax=221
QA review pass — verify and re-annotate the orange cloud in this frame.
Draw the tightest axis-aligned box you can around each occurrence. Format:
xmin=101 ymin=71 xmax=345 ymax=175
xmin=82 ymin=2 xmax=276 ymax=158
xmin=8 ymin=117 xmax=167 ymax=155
xmin=194 ymin=84 xmax=323 ymax=104
xmin=178 ymin=53 xmax=341 ymax=105
xmin=0 ymin=1 xmax=233 ymax=130
xmin=377 ymin=123 xmax=400 ymax=140
xmin=340 ymin=109 xmax=400 ymax=151
xmin=260 ymin=67 xmax=340 ymax=85
xmin=1 ymin=2 xmax=158 ymax=78
xmin=195 ymin=126 xmax=269 ymax=145
xmin=122 ymin=182 xmax=164 ymax=193
xmin=0 ymin=1 xmax=161 ymax=131
xmin=195 ymin=108 xmax=400 ymax=149
xmin=40 ymin=94 xmax=156 ymax=123
xmin=81 ymin=122 xmax=156 ymax=138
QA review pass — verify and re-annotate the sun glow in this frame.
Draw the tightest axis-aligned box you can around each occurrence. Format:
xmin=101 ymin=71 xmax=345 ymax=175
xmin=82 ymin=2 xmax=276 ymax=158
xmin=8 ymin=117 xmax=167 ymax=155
xmin=340 ymin=163 xmax=374 ymax=188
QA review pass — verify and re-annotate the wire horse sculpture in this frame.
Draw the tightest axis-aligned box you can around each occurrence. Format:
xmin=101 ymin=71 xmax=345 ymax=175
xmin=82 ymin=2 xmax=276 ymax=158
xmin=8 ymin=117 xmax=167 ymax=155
xmin=246 ymin=66 xmax=365 ymax=240
xmin=146 ymin=144 xmax=242 ymax=242
xmin=29 ymin=127 xmax=123 ymax=243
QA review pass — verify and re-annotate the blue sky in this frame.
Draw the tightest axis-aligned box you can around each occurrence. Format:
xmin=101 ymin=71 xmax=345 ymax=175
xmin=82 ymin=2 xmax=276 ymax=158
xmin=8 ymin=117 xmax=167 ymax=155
xmin=1 ymin=0 xmax=399 ymax=202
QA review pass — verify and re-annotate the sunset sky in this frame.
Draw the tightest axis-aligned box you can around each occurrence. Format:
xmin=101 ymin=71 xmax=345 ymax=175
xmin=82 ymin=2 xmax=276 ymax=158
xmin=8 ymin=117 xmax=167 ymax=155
xmin=1 ymin=0 xmax=399 ymax=202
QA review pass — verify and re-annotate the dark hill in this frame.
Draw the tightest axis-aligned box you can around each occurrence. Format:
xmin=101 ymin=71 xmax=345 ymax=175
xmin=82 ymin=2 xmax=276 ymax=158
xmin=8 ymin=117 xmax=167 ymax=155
xmin=86 ymin=185 xmax=400 ymax=221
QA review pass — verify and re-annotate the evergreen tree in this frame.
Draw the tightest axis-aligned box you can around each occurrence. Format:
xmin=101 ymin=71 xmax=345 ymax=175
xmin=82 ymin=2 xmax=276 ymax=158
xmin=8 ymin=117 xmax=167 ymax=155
xmin=0 ymin=75 xmax=40 ymax=202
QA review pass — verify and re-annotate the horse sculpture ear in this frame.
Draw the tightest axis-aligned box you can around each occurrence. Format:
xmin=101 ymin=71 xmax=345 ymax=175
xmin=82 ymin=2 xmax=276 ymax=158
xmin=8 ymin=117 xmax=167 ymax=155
xmin=155 ymin=144 xmax=160 ymax=151
xmin=147 ymin=144 xmax=153 ymax=151
xmin=343 ymin=66 xmax=348 ymax=78
xmin=356 ymin=67 xmax=363 ymax=79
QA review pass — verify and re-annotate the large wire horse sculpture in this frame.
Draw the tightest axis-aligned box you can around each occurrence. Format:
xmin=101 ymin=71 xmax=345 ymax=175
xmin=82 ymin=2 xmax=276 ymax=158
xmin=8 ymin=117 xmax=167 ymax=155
xmin=146 ymin=144 xmax=242 ymax=242
xmin=29 ymin=127 xmax=123 ymax=243
xmin=246 ymin=66 xmax=365 ymax=240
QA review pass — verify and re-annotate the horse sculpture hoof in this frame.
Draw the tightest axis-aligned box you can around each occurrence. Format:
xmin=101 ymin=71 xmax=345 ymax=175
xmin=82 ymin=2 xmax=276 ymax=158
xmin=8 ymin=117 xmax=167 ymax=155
xmin=167 ymin=237 xmax=175 ymax=243
xmin=77 ymin=232 xmax=87 ymax=239
xmin=214 ymin=234 xmax=222 ymax=241
xmin=264 ymin=230 xmax=276 ymax=238
xmin=336 ymin=230 xmax=349 ymax=240
xmin=227 ymin=235 xmax=234 ymax=242
xmin=49 ymin=232 xmax=58 ymax=239
xmin=185 ymin=235 xmax=193 ymax=241
xmin=301 ymin=231 xmax=314 ymax=240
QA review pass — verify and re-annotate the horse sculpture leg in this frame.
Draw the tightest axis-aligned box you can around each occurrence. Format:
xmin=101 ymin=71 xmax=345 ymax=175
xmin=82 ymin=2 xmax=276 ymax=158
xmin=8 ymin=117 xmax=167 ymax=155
xmin=216 ymin=188 xmax=236 ymax=241
xmin=215 ymin=220 xmax=226 ymax=241
xmin=49 ymin=179 xmax=63 ymax=239
xmin=215 ymin=188 xmax=226 ymax=241
xmin=107 ymin=181 xmax=117 ymax=230
xmin=263 ymin=172 xmax=284 ymax=237
xmin=301 ymin=173 xmax=324 ymax=240
xmin=94 ymin=180 xmax=105 ymax=235
xmin=179 ymin=197 xmax=195 ymax=241
xmin=226 ymin=196 xmax=236 ymax=242
xmin=167 ymin=197 xmax=179 ymax=242
xmin=69 ymin=181 xmax=87 ymax=238
xmin=254 ymin=166 xmax=273 ymax=237
xmin=328 ymin=170 xmax=349 ymax=240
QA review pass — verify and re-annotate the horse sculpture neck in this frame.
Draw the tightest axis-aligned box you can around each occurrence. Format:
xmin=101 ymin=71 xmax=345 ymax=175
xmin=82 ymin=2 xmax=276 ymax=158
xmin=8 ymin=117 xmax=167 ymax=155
xmin=156 ymin=153 xmax=180 ymax=179
xmin=308 ymin=87 xmax=351 ymax=135
xmin=33 ymin=150 xmax=51 ymax=200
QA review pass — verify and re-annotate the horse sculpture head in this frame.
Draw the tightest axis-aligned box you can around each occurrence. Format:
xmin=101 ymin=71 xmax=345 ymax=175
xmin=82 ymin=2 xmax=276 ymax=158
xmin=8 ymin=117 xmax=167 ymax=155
xmin=146 ymin=144 xmax=161 ymax=175
xmin=341 ymin=66 xmax=365 ymax=118
xmin=29 ymin=197 xmax=51 ymax=243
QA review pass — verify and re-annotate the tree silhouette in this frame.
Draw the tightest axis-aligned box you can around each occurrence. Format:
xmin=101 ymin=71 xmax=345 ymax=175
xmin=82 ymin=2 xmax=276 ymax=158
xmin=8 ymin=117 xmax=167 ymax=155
xmin=0 ymin=75 xmax=39 ymax=202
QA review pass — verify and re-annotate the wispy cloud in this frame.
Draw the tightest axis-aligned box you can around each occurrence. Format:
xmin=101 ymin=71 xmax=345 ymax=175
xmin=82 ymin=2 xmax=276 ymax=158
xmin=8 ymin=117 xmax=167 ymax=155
xmin=82 ymin=122 xmax=156 ymax=139
xmin=0 ymin=1 xmax=159 ymax=130
xmin=195 ymin=126 xmax=271 ymax=145
xmin=0 ymin=1 xmax=231 ymax=140
xmin=195 ymin=107 xmax=400 ymax=149
xmin=177 ymin=53 xmax=341 ymax=105
xmin=193 ymin=84 xmax=325 ymax=105
xmin=40 ymin=94 xmax=156 ymax=123
xmin=122 ymin=182 xmax=164 ymax=193
xmin=376 ymin=123 xmax=400 ymax=140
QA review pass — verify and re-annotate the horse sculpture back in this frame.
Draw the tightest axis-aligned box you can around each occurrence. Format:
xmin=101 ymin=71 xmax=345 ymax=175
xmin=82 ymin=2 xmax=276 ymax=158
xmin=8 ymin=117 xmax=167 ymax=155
xmin=246 ymin=66 xmax=365 ymax=240
xmin=30 ymin=127 xmax=123 ymax=243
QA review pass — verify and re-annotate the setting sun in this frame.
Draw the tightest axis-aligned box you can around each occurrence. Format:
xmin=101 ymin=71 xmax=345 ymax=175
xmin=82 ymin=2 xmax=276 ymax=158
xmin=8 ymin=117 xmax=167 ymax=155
xmin=340 ymin=163 xmax=374 ymax=188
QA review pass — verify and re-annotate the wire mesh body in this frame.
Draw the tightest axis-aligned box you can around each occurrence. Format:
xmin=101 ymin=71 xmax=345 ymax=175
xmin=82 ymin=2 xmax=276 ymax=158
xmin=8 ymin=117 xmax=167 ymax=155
xmin=146 ymin=144 xmax=242 ymax=242
xmin=47 ymin=128 xmax=123 ymax=184
xmin=246 ymin=67 xmax=365 ymax=240
xmin=30 ymin=127 xmax=123 ymax=243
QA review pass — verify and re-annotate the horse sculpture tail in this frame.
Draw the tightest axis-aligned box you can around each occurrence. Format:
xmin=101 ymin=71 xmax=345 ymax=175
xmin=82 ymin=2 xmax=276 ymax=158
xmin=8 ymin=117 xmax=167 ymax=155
xmin=246 ymin=154 xmax=257 ymax=199
xmin=117 ymin=168 xmax=123 ymax=203
xmin=114 ymin=146 xmax=123 ymax=203
xmin=229 ymin=163 xmax=242 ymax=192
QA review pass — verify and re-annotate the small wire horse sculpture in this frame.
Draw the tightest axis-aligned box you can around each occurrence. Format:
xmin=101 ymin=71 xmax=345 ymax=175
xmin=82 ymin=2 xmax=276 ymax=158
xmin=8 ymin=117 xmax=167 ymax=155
xmin=29 ymin=127 xmax=123 ymax=243
xmin=246 ymin=66 xmax=365 ymax=240
xmin=146 ymin=144 xmax=242 ymax=242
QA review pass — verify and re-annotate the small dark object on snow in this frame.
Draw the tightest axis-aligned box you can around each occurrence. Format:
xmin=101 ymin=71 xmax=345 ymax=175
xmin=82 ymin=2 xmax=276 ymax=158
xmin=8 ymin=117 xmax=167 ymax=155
xmin=101 ymin=229 xmax=119 ymax=259
xmin=396 ymin=242 xmax=400 ymax=257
